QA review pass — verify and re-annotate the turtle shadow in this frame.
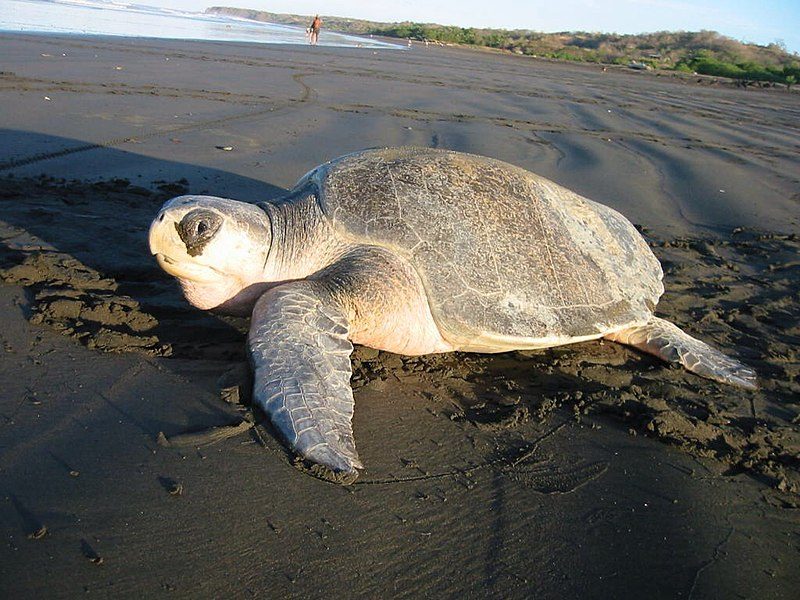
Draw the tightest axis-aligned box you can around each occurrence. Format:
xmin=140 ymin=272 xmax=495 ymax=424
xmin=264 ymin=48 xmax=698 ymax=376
xmin=0 ymin=129 xmax=289 ymax=362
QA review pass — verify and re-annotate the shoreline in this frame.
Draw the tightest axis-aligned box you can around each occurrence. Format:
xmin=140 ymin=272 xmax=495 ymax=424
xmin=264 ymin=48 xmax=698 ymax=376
xmin=4 ymin=29 xmax=791 ymax=93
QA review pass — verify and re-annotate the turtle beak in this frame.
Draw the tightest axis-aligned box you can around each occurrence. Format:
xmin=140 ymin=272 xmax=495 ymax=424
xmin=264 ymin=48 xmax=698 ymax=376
xmin=151 ymin=250 xmax=220 ymax=283
xmin=149 ymin=213 xmax=173 ymax=257
xmin=148 ymin=212 xmax=186 ymax=274
xmin=153 ymin=251 xmax=182 ymax=277
xmin=154 ymin=252 xmax=175 ymax=271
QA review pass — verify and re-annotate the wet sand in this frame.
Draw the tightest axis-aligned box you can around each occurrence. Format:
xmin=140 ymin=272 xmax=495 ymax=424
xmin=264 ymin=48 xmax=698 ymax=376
xmin=1 ymin=32 xmax=799 ymax=598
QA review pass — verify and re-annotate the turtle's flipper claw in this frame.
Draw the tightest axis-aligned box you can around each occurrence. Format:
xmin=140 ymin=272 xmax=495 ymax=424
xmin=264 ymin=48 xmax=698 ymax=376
xmin=303 ymin=443 xmax=362 ymax=474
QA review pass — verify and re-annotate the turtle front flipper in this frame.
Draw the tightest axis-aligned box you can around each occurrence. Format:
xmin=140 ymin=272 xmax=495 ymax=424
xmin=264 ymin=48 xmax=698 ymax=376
xmin=605 ymin=316 xmax=757 ymax=389
xmin=248 ymin=282 xmax=362 ymax=477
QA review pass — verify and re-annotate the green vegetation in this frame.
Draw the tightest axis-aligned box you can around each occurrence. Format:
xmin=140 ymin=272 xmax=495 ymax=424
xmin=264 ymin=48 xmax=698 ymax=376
xmin=207 ymin=7 xmax=799 ymax=87
xmin=675 ymin=50 xmax=800 ymax=85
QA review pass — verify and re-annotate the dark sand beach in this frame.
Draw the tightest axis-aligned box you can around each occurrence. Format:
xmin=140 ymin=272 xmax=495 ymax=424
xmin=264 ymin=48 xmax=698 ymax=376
xmin=1 ymin=32 xmax=799 ymax=597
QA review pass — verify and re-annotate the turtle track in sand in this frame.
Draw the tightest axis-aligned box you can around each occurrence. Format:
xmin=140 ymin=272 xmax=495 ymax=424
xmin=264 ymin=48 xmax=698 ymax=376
xmin=0 ymin=72 xmax=315 ymax=172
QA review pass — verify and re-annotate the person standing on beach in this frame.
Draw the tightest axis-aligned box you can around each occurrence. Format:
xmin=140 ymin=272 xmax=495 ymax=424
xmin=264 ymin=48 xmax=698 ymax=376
xmin=309 ymin=14 xmax=322 ymax=45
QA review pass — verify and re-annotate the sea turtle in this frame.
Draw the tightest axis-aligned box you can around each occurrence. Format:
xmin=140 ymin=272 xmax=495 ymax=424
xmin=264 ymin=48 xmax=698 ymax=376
xmin=148 ymin=147 xmax=756 ymax=476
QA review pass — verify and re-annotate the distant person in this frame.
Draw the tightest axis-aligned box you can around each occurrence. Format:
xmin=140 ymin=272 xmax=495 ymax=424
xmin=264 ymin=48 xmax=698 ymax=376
xmin=309 ymin=14 xmax=322 ymax=45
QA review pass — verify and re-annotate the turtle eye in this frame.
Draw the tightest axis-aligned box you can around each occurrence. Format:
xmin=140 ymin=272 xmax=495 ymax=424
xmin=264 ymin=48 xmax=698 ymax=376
xmin=175 ymin=209 xmax=222 ymax=257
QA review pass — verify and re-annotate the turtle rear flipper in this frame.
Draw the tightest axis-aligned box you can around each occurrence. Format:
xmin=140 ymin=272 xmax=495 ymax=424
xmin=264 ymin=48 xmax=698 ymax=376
xmin=605 ymin=316 xmax=757 ymax=389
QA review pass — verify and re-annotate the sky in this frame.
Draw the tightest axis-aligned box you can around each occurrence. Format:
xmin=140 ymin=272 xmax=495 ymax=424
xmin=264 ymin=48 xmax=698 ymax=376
xmin=143 ymin=0 xmax=800 ymax=53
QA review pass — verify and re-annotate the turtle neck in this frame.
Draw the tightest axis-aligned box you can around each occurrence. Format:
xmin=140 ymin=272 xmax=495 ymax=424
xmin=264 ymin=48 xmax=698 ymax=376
xmin=260 ymin=188 xmax=349 ymax=282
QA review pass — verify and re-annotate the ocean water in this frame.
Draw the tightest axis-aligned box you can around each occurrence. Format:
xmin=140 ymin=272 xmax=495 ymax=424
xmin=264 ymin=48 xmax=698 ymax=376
xmin=0 ymin=0 xmax=400 ymax=48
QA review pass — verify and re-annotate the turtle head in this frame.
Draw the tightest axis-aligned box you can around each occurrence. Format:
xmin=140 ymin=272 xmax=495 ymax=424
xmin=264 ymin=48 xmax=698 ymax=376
xmin=149 ymin=195 xmax=271 ymax=312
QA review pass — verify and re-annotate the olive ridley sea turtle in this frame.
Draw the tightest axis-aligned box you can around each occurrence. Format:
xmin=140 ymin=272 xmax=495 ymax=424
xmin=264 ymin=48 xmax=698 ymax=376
xmin=149 ymin=147 xmax=756 ymax=477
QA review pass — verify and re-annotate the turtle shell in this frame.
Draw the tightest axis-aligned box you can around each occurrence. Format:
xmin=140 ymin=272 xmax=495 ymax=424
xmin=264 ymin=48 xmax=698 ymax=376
xmin=303 ymin=147 xmax=663 ymax=350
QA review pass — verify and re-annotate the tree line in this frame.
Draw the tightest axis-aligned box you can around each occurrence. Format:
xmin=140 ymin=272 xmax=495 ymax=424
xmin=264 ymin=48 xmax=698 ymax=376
xmin=207 ymin=7 xmax=799 ymax=87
